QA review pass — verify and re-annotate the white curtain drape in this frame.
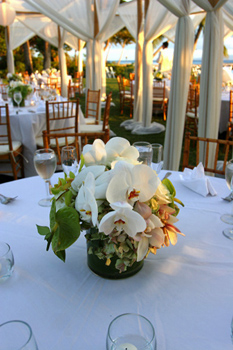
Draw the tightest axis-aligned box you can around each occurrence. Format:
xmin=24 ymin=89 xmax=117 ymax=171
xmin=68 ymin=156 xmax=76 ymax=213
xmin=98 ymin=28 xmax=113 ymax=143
xmin=118 ymin=0 xmax=144 ymax=125
xmin=192 ymin=0 xmax=227 ymax=168
xmin=142 ymin=0 xmax=178 ymax=130
xmin=162 ymin=0 xmax=194 ymax=171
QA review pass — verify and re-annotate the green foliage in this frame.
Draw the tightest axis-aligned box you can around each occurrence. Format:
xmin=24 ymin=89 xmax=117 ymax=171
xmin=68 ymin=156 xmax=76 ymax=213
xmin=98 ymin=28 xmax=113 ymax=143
xmin=36 ymin=199 xmax=81 ymax=262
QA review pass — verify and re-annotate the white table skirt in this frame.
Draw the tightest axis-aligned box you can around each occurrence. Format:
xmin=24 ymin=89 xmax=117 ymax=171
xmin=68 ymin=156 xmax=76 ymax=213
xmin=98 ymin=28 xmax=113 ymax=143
xmin=0 ymin=170 xmax=233 ymax=350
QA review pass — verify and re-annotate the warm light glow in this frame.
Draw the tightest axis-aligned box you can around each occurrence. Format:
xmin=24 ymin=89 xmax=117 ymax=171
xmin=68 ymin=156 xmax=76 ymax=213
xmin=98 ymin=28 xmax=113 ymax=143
xmin=0 ymin=2 xmax=16 ymax=26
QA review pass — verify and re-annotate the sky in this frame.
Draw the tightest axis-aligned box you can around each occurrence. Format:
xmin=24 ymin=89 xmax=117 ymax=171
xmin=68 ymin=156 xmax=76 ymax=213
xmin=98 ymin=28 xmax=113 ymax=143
xmin=104 ymin=33 xmax=233 ymax=62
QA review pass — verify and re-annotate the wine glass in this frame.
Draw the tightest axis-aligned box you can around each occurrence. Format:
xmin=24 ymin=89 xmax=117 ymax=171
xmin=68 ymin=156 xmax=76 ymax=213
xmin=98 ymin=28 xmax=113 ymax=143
xmin=133 ymin=141 xmax=153 ymax=166
xmin=0 ymin=320 xmax=38 ymax=349
xmin=61 ymin=146 xmax=78 ymax=176
xmin=34 ymin=148 xmax=57 ymax=207
xmin=151 ymin=143 xmax=163 ymax=173
xmin=221 ymin=159 xmax=233 ymax=239
xmin=13 ymin=91 xmax=22 ymax=114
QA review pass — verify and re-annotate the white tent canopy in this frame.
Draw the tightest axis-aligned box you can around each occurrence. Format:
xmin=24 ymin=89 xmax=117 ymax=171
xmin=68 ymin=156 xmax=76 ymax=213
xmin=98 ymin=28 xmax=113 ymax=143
xmin=5 ymin=0 xmax=233 ymax=169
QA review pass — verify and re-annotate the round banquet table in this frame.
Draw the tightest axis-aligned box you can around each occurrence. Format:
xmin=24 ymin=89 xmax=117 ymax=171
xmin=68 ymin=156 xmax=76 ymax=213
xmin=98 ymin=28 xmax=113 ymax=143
xmin=0 ymin=170 xmax=233 ymax=350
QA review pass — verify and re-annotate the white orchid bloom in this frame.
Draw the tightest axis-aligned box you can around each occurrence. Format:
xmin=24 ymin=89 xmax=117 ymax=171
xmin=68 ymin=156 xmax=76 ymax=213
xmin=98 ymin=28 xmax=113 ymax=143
xmin=105 ymin=137 xmax=139 ymax=165
xmin=71 ymin=165 xmax=105 ymax=191
xmin=99 ymin=201 xmax=146 ymax=238
xmin=75 ymin=172 xmax=98 ymax=226
xmin=106 ymin=163 xmax=160 ymax=205
xmin=83 ymin=139 xmax=107 ymax=166
xmin=7 ymin=73 xmax=12 ymax=79
xmin=94 ymin=169 xmax=114 ymax=200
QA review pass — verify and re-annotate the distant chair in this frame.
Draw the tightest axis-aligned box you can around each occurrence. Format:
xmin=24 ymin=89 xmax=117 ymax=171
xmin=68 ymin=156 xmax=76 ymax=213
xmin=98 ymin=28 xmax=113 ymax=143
xmin=105 ymin=67 xmax=111 ymax=78
xmin=0 ymin=84 xmax=8 ymax=101
xmin=85 ymin=89 xmax=101 ymax=124
xmin=0 ymin=104 xmax=24 ymax=179
xmin=185 ymin=85 xmax=200 ymax=136
xmin=226 ymin=90 xmax=233 ymax=142
xmin=129 ymin=73 xmax=135 ymax=81
xmin=152 ymin=80 xmax=168 ymax=121
xmin=36 ymin=99 xmax=79 ymax=152
xmin=109 ymin=67 xmax=116 ymax=78
xmin=79 ymin=91 xmax=112 ymax=145
xmin=182 ymin=132 xmax=233 ymax=176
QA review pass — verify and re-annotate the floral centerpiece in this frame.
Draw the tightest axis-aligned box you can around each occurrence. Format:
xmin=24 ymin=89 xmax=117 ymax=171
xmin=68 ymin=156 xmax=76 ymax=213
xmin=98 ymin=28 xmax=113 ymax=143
xmin=6 ymin=73 xmax=22 ymax=83
xmin=36 ymin=137 xmax=184 ymax=279
xmin=7 ymin=81 xmax=33 ymax=107
xmin=154 ymin=71 xmax=164 ymax=81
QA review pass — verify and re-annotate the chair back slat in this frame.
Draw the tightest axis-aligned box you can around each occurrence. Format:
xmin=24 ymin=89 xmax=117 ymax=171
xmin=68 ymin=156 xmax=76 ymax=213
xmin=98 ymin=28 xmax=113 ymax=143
xmin=85 ymin=89 xmax=100 ymax=123
xmin=183 ymin=132 xmax=233 ymax=175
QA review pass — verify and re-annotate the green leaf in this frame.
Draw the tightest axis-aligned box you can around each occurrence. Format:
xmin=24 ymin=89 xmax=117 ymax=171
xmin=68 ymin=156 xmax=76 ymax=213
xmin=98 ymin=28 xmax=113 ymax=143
xmin=174 ymin=198 xmax=184 ymax=207
xmin=65 ymin=190 xmax=73 ymax=206
xmin=51 ymin=207 xmax=80 ymax=253
xmin=36 ymin=225 xmax=50 ymax=236
xmin=79 ymin=154 xmax=85 ymax=172
xmin=50 ymin=199 xmax=56 ymax=231
xmin=55 ymin=250 xmax=66 ymax=262
xmin=162 ymin=178 xmax=176 ymax=197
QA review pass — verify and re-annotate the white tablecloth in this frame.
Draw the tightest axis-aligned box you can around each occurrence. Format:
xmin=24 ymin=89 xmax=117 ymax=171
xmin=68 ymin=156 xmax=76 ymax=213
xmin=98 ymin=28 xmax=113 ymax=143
xmin=1 ymin=170 xmax=233 ymax=350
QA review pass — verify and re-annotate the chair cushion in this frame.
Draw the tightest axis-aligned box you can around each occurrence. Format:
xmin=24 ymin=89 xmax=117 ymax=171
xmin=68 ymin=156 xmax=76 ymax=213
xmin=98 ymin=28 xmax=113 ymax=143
xmin=79 ymin=125 xmax=109 ymax=133
xmin=153 ymin=97 xmax=168 ymax=102
xmin=36 ymin=136 xmax=75 ymax=148
xmin=0 ymin=141 xmax=22 ymax=155
xmin=186 ymin=112 xmax=199 ymax=119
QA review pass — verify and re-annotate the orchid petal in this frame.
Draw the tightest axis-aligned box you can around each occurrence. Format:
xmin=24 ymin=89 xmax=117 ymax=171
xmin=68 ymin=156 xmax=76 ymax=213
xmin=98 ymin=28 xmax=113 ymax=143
xmin=71 ymin=165 xmax=105 ymax=191
xmin=137 ymin=237 xmax=149 ymax=262
xmin=132 ymin=164 xmax=160 ymax=202
xmin=149 ymin=228 xmax=164 ymax=248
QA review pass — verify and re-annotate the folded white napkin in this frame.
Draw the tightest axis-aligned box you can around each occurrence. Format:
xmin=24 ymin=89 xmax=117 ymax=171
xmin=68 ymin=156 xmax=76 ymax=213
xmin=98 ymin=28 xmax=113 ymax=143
xmin=180 ymin=162 xmax=217 ymax=197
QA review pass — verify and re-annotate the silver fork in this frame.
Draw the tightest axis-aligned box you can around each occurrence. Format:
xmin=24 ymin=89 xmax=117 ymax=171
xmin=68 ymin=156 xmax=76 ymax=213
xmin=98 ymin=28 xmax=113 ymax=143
xmin=0 ymin=194 xmax=17 ymax=204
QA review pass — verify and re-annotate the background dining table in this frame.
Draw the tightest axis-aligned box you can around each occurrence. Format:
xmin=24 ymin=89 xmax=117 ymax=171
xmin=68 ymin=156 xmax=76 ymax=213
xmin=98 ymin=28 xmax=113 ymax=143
xmin=1 ymin=170 xmax=233 ymax=350
xmin=5 ymin=101 xmax=84 ymax=177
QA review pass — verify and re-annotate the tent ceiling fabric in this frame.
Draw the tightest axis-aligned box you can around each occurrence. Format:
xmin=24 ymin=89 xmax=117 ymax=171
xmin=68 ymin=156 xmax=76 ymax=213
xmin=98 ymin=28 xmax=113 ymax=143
xmin=6 ymin=0 xmax=233 ymax=169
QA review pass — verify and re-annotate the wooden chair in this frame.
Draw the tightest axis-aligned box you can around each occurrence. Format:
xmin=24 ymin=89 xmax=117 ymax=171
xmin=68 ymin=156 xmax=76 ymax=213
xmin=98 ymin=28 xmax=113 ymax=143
xmin=226 ymin=90 xmax=233 ymax=141
xmin=182 ymin=132 xmax=233 ymax=176
xmin=85 ymin=89 xmax=101 ymax=124
xmin=121 ymin=77 xmax=134 ymax=118
xmin=79 ymin=91 xmax=112 ymax=145
xmin=152 ymin=80 xmax=168 ymax=121
xmin=36 ymin=99 xmax=79 ymax=149
xmin=185 ymin=85 xmax=200 ymax=136
xmin=0 ymin=104 xmax=24 ymax=180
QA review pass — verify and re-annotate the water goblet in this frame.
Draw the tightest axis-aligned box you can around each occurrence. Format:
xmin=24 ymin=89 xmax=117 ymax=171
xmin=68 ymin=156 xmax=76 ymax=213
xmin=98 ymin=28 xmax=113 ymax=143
xmin=34 ymin=148 xmax=56 ymax=207
xmin=106 ymin=313 xmax=157 ymax=350
xmin=0 ymin=242 xmax=14 ymax=283
xmin=0 ymin=320 xmax=38 ymax=349
xmin=13 ymin=91 xmax=22 ymax=114
xmin=133 ymin=141 xmax=153 ymax=166
xmin=151 ymin=143 xmax=163 ymax=173
xmin=61 ymin=146 xmax=78 ymax=176
xmin=221 ymin=159 xmax=233 ymax=225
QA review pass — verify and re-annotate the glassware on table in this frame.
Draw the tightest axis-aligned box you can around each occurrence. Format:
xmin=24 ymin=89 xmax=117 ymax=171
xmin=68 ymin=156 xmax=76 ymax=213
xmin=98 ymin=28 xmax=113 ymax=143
xmin=61 ymin=146 xmax=78 ymax=176
xmin=106 ymin=313 xmax=157 ymax=350
xmin=133 ymin=141 xmax=153 ymax=166
xmin=34 ymin=148 xmax=56 ymax=207
xmin=221 ymin=159 xmax=233 ymax=225
xmin=151 ymin=143 xmax=163 ymax=173
xmin=0 ymin=320 xmax=38 ymax=349
xmin=0 ymin=242 xmax=14 ymax=282
xmin=13 ymin=91 xmax=22 ymax=114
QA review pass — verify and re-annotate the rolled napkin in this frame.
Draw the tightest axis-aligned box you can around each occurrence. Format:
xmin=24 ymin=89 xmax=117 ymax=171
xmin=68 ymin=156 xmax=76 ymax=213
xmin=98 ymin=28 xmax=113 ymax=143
xmin=180 ymin=162 xmax=217 ymax=197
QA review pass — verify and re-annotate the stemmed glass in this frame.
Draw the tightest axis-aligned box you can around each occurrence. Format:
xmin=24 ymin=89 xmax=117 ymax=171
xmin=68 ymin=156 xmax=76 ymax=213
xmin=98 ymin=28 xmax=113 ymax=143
xmin=13 ymin=91 xmax=22 ymax=114
xmin=33 ymin=148 xmax=57 ymax=207
xmin=61 ymin=146 xmax=78 ymax=176
xmin=221 ymin=159 xmax=233 ymax=239
xmin=151 ymin=143 xmax=163 ymax=173
xmin=133 ymin=141 xmax=153 ymax=166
